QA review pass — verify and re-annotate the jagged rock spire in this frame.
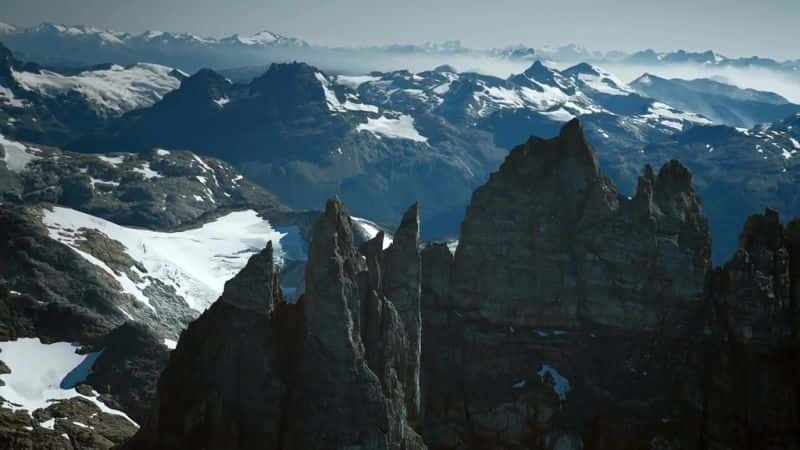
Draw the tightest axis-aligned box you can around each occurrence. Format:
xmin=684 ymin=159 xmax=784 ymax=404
xmin=218 ymin=241 xmax=281 ymax=314
xmin=382 ymin=202 xmax=422 ymax=425
xmin=123 ymin=242 xmax=291 ymax=450
xmin=298 ymin=198 xmax=425 ymax=449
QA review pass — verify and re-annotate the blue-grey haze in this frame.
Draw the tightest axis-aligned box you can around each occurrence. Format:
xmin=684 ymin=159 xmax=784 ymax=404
xmin=1 ymin=0 xmax=798 ymax=60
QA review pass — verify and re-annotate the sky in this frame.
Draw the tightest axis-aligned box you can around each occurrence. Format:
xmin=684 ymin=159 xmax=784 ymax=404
xmin=2 ymin=0 xmax=799 ymax=60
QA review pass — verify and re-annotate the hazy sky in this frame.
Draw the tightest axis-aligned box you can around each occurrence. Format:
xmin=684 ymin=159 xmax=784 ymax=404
xmin=2 ymin=0 xmax=798 ymax=60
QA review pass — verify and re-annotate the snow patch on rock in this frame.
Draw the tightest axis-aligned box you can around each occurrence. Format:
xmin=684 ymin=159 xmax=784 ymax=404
xmin=11 ymin=63 xmax=181 ymax=116
xmin=356 ymin=114 xmax=428 ymax=143
xmin=42 ymin=207 xmax=305 ymax=312
xmin=0 ymin=135 xmax=40 ymax=172
xmin=0 ymin=338 xmax=137 ymax=426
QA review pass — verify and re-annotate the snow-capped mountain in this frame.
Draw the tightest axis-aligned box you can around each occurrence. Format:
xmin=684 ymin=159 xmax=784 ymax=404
xmin=348 ymin=59 xmax=710 ymax=156
xmin=11 ymin=62 xmax=184 ymax=116
xmin=3 ymin=20 xmax=799 ymax=78
xmin=622 ymin=49 xmax=800 ymax=73
xmin=70 ymin=62 xmax=508 ymax=239
xmin=3 ymin=42 xmax=798 ymax=260
xmin=0 ymin=131 xmax=395 ymax=443
xmin=74 ymin=59 xmax=800 ymax=256
xmin=0 ymin=134 xmax=306 ymax=333
xmin=638 ymin=113 xmax=800 ymax=261
xmin=2 ymin=22 xmax=307 ymax=49
xmin=0 ymin=21 xmax=309 ymax=70
xmin=0 ymin=42 xmax=185 ymax=145
xmin=76 ymin=59 xmax=800 ymax=263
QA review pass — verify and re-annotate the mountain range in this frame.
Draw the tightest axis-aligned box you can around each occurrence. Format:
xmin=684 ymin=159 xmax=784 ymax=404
xmin=26 ymin=53 xmax=790 ymax=262
xmin=0 ymin=23 xmax=799 ymax=449
xmin=3 ymin=35 xmax=798 ymax=260
xmin=117 ymin=120 xmax=800 ymax=449
xmin=2 ymin=20 xmax=800 ymax=76
xmin=631 ymin=73 xmax=800 ymax=128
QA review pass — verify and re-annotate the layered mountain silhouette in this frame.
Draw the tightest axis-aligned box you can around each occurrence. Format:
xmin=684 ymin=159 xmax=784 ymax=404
xmin=120 ymin=120 xmax=800 ymax=449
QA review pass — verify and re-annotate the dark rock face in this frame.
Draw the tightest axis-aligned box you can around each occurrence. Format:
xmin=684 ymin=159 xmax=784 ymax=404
xmin=294 ymin=200 xmax=423 ymax=449
xmin=125 ymin=200 xmax=426 ymax=450
xmin=0 ymin=395 xmax=138 ymax=449
xmin=85 ymin=322 xmax=170 ymax=424
xmin=123 ymin=242 xmax=290 ymax=449
xmin=0 ymin=204 xmax=196 ymax=342
xmin=123 ymin=120 xmax=800 ymax=449
xmin=451 ymin=118 xmax=709 ymax=332
xmin=422 ymin=119 xmax=713 ymax=448
xmin=0 ymin=205 xmax=132 ymax=343
xmin=700 ymin=210 xmax=800 ymax=449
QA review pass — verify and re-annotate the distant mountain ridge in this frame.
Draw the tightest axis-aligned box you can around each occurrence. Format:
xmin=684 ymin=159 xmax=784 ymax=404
xmin=58 ymin=58 xmax=800 ymax=260
xmin=631 ymin=73 xmax=800 ymax=128
xmin=0 ymin=21 xmax=309 ymax=70
xmin=1 ymin=20 xmax=798 ymax=75
xmin=0 ymin=41 xmax=185 ymax=145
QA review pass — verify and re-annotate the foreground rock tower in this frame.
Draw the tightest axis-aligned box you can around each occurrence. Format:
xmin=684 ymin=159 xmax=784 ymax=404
xmin=421 ymin=118 xmax=713 ymax=448
xmin=126 ymin=119 xmax=800 ymax=450
xmin=124 ymin=202 xmax=425 ymax=450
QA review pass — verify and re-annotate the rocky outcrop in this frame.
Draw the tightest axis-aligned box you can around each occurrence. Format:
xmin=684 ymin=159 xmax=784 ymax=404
xmin=423 ymin=118 xmax=713 ymax=448
xmin=85 ymin=322 xmax=170 ymax=424
xmin=125 ymin=199 xmax=426 ymax=450
xmin=122 ymin=242 xmax=291 ymax=449
xmin=122 ymin=119 xmax=800 ymax=449
xmin=698 ymin=209 xmax=800 ymax=449
xmin=0 ymin=394 xmax=138 ymax=450
xmin=0 ymin=205 xmax=131 ymax=343
xmin=294 ymin=199 xmax=424 ymax=449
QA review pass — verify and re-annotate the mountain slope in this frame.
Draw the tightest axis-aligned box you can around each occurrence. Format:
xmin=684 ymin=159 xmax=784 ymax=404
xmin=118 ymin=121 xmax=800 ymax=449
xmin=67 ymin=58 xmax=800 ymax=261
xmin=631 ymin=73 xmax=800 ymax=128
xmin=124 ymin=200 xmax=425 ymax=450
xmin=0 ymin=42 xmax=184 ymax=146
xmin=641 ymin=114 xmax=800 ymax=261
xmin=72 ymin=62 xmax=508 ymax=239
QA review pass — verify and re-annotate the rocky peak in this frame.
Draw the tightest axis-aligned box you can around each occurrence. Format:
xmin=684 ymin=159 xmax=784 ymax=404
xmin=380 ymin=202 xmax=422 ymax=425
xmin=126 ymin=197 xmax=426 ymax=449
xmin=433 ymin=64 xmax=457 ymax=73
xmin=123 ymin=242 xmax=292 ymax=449
xmin=248 ymin=62 xmax=325 ymax=103
xmin=0 ymin=41 xmax=17 ymax=81
xmin=424 ymin=119 xmax=714 ymax=449
xmin=178 ymin=68 xmax=229 ymax=96
xmin=494 ymin=118 xmax=600 ymax=205
xmin=562 ymin=61 xmax=601 ymax=77
xmin=218 ymin=241 xmax=281 ymax=314
xmin=738 ymin=208 xmax=784 ymax=253
xmin=519 ymin=60 xmax=560 ymax=86
xmin=302 ymin=198 xmax=366 ymax=360
xmin=700 ymin=210 xmax=800 ymax=448
xmin=298 ymin=198 xmax=425 ymax=449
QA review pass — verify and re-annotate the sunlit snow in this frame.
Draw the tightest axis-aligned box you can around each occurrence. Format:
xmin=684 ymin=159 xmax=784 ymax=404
xmin=0 ymin=338 xmax=137 ymax=426
xmin=0 ymin=134 xmax=40 ymax=172
xmin=335 ymin=75 xmax=382 ymax=89
xmin=43 ymin=207 xmax=305 ymax=312
xmin=0 ymin=85 xmax=28 ymax=108
xmin=356 ymin=115 xmax=428 ymax=143
xmin=352 ymin=217 xmax=393 ymax=249
xmin=315 ymin=72 xmax=379 ymax=113
xmin=12 ymin=63 xmax=181 ymax=116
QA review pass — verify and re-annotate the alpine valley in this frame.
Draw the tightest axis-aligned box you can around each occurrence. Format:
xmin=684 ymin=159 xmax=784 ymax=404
xmin=0 ymin=16 xmax=799 ymax=450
